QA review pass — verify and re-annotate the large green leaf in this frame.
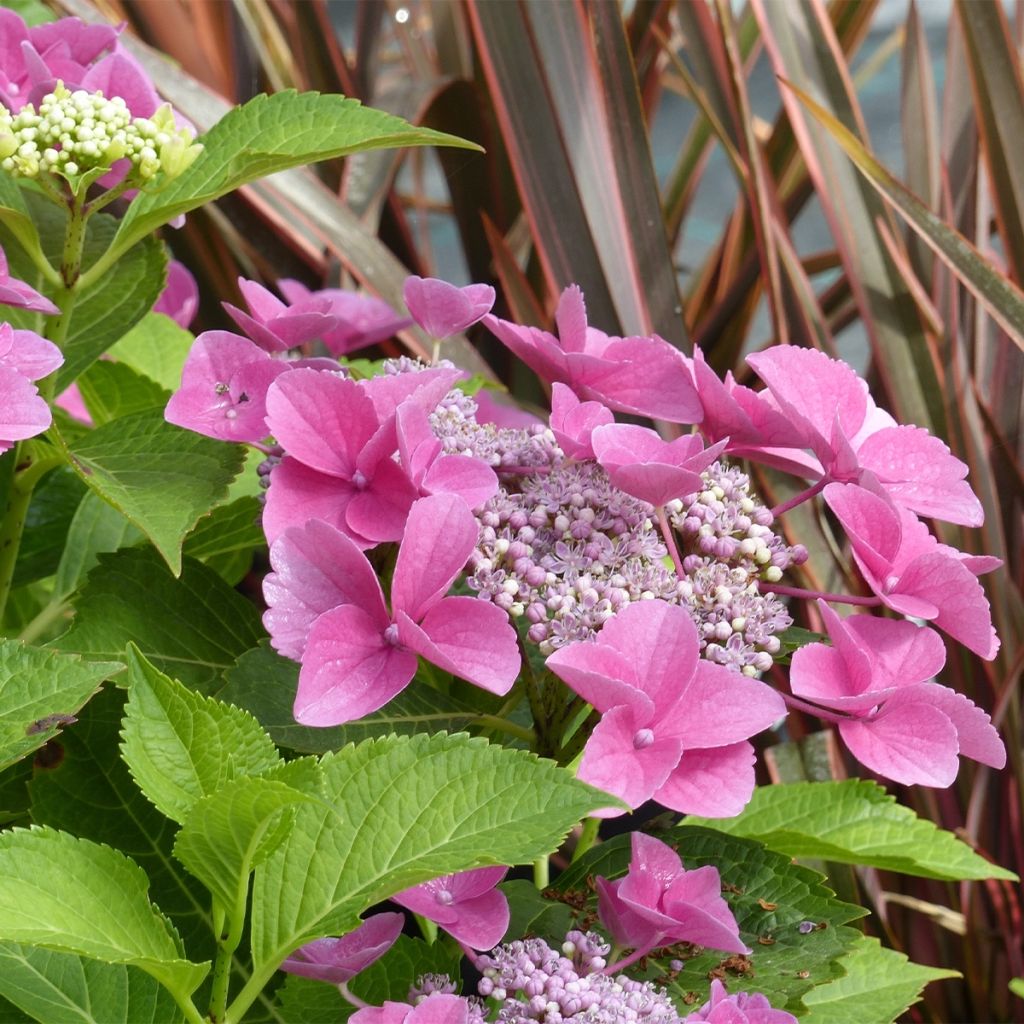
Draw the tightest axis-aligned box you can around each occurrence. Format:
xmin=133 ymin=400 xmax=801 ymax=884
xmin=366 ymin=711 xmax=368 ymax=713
xmin=217 ymin=642 xmax=489 ymax=753
xmin=75 ymin=362 xmax=169 ymax=427
xmin=785 ymin=80 xmax=1024 ymax=352
xmin=687 ymin=781 xmax=1017 ymax=882
xmin=107 ymin=313 xmax=194 ymax=393
xmin=0 ymin=946 xmax=183 ymax=1024
xmin=249 ymin=734 xmax=614 ymax=990
xmin=173 ymin=763 xmax=320 ymax=912
xmin=13 ymin=468 xmax=87 ymax=588
xmin=181 ymin=496 xmax=264 ymax=586
xmin=0 ymin=828 xmax=208 ymax=995
xmin=63 ymin=408 xmax=245 ymax=574
xmin=51 ymin=548 xmax=265 ymax=693
xmin=121 ymin=647 xmax=281 ymax=825
xmin=554 ymin=826 xmax=865 ymax=1014
xmin=0 ymin=640 xmax=117 ymax=772
xmin=801 ymin=935 xmax=958 ymax=1024
xmin=90 ymin=91 xmax=480 ymax=282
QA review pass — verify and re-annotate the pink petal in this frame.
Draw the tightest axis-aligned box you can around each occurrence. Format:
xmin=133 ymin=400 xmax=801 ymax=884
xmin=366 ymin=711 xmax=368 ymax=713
xmin=0 ymin=366 xmax=51 ymax=443
xmin=554 ymin=285 xmax=589 ymax=353
xmin=659 ymin=865 xmax=750 ymax=953
xmin=360 ymin=366 xmax=462 ymax=421
xmin=295 ymin=605 xmax=417 ymax=725
xmin=483 ymin=314 xmax=570 ymax=385
xmin=280 ymin=912 xmax=403 ymax=983
xmin=266 ymin=369 xmax=378 ymax=478
xmin=653 ymin=742 xmax=756 ymax=817
xmin=80 ymin=50 xmax=160 ymax=118
xmin=842 ymin=613 xmax=946 ymax=689
xmin=403 ymin=276 xmax=495 ymax=338
xmin=396 ymin=402 xmax=441 ymax=484
xmin=577 ymin=704 xmax=682 ymax=816
xmin=391 ymin=494 xmax=479 ymax=621
xmin=396 ymin=598 xmax=519 ymax=695
xmin=822 ymin=482 xmax=900 ymax=585
xmin=549 ymin=382 xmax=613 ymax=460
xmin=921 ymin=686 xmax=1006 ymax=769
xmin=790 ymin=641 xmax=871 ymax=706
xmin=420 ymin=454 xmax=498 ymax=508
xmin=472 ymin=390 xmax=543 ymax=430
xmin=689 ymin=349 xmax=759 ymax=445
xmin=596 ymin=876 xmax=663 ymax=951
xmin=262 ymin=457 xmax=359 ymax=548
xmin=545 ymin=641 xmax=651 ymax=716
xmin=263 ymin=520 xmax=388 ymax=660
xmin=0 ymin=324 xmax=63 ymax=380
xmin=344 ymin=460 xmax=419 ymax=545
xmin=154 ymin=260 xmax=199 ymax=329
xmin=803 ymin=600 xmax=874 ymax=697
xmin=839 ymin=700 xmax=960 ymax=787
xmin=856 ymin=426 xmax=983 ymax=527
xmin=441 ymin=887 xmax=509 ymax=950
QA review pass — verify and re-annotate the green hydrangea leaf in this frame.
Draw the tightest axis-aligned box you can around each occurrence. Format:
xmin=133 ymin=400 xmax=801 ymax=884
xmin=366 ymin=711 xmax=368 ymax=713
xmin=182 ymin=496 xmax=264 ymax=585
xmin=0 ymin=827 xmax=208 ymax=995
xmin=120 ymin=646 xmax=281 ymax=824
xmin=250 ymin=733 xmax=615 ymax=984
xmin=51 ymin=548 xmax=265 ymax=693
xmin=76 ymin=362 xmax=168 ymax=427
xmin=63 ymin=408 xmax=245 ymax=574
xmin=687 ymin=780 xmax=1018 ymax=881
xmin=800 ymin=936 xmax=958 ymax=1024
xmin=12 ymin=468 xmax=87 ymax=588
xmin=107 ymin=313 xmax=194 ymax=393
xmin=553 ymin=825 xmax=865 ymax=1014
xmin=0 ymin=640 xmax=118 ymax=772
xmin=0 ymin=945 xmax=183 ymax=1024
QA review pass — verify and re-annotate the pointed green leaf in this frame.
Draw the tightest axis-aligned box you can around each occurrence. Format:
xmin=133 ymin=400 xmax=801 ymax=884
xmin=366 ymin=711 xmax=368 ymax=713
xmin=555 ymin=825 xmax=865 ymax=1014
xmin=0 ymin=828 xmax=208 ymax=995
xmin=688 ymin=780 xmax=1017 ymax=881
xmin=13 ymin=468 xmax=87 ymax=588
xmin=218 ymin=642 xmax=488 ymax=753
xmin=107 ymin=313 xmax=194 ymax=393
xmin=98 ymin=91 xmax=479 ymax=275
xmin=250 ymin=733 xmax=616 ymax=979
xmin=53 ymin=493 xmax=141 ymax=602
xmin=76 ymin=362 xmax=169 ymax=427
xmin=52 ymin=548 xmax=265 ymax=692
xmin=174 ymin=761 xmax=320 ymax=910
xmin=801 ymin=935 xmax=958 ymax=1024
xmin=121 ymin=646 xmax=281 ymax=824
xmin=0 ymin=640 xmax=118 ymax=772
xmin=785 ymin=79 xmax=1024 ymax=352
xmin=0 ymin=945 xmax=183 ymax=1024
xmin=63 ymin=408 xmax=245 ymax=574
xmin=182 ymin=496 xmax=264 ymax=585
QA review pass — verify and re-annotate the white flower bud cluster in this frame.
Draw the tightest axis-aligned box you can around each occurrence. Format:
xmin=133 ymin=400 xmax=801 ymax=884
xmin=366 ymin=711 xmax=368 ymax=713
xmin=0 ymin=83 xmax=201 ymax=184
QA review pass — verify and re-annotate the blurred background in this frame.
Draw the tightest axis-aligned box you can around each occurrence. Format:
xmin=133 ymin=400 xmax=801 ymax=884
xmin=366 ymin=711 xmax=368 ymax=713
xmin=25 ymin=0 xmax=1024 ymax=1019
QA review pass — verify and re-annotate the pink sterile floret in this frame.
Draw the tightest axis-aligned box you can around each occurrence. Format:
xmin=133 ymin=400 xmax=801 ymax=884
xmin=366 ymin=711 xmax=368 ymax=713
xmin=791 ymin=601 xmax=1005 ymax=786
xmin=280 ymin=279 xmax=412 ymax=355
xmin=548 ymin=382 xmax=613 ymax=461
xmin=223 ymin=277 xmax=338 ymax=353
xmin=280 ymin=912 xmax=403 ymax=984
xmin=0 ymin=322 xmax=63 ymax=453
xmin=153 ymin=259 xmax=199 ymax=328
xmin=0 ymin=245 xmax=58 ymax=314
xmin=596 ymin=833 xmax=748 ymax=955
xmin=265 ymin=493 xmax=519 ymax=726
xmin=403 ymin=275 xmax=495 ymax=339
xmin=350 ymin=993 xmax=475 ymax=1024
xmin=485 ymin=284 xmax=702 ymax=423
xmin=261 ymin=366 xmax=459 ymax=547
xmin=683 ymin=980 xmax=797 ymax=1024
xmin=392 ymin=866 xmax=510 ymax=950
xmin=823 ymin=481 xmax=999 ymax=660
xmin=747 ymin=347 xmax=984 ymax=527
xmin=546 ymin=601 xmax=785 ymax=818
xmin=164 ymin=330 xmax=289 ymax=443
xmin=591 ymin=423 xmax=727 ymax=508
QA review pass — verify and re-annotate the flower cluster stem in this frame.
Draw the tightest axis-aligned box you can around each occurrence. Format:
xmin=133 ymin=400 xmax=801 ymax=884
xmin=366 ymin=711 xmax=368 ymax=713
xmin=656 ymin=505 xmax=685 ymax=577
xmin=769 ymin=477 xmax=827 ymax=518
xmin=571 ymin=817 xmax=600 ymax=864
xmin=761 ymin=582 xmax=881 ymax=607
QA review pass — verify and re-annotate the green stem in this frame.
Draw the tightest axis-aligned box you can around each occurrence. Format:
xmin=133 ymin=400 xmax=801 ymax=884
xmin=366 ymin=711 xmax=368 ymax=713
xmin=208 ymin=876 xmax=250 ymax=1022
xmin=533 ymin=855 xmax=550 ymax=890
xmin=169 ymin=992 xmax=206 ymax=1024
xmin=473 ymin=714 xmax=535 ymax=744
xmin=571 ymin=817 xmax=601 ymax=864
xmin=415 ymin=914 xmax=438 ymax=944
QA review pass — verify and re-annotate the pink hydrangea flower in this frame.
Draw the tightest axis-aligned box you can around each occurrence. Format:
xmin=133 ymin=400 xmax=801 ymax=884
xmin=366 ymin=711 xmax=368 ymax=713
xmin=548 ymin=383 xmax=613 ymax=461
xmin=261 ymin=368 xmax=458 ymax=547
xmin=596 ymin=833 xmax=748 ymax=956
xmin=0 ymin=245 xmax=58 ymax=314
xmin=403 ymin=276 xmax=495 ymax=339
xmin=683 ymin=980 xmax=797 ymax=1023
xmin=791 ymin=601 xmax=1005 ymax=786
xmin=350 ymin=993 xmax=476 ymax=1024
xmin=164 ymin=331 xmax=289 ymax=443
xmin=591 ymin=423 xmax=727 ymax=507
xmin=280 ymin=279 xmax=412 ymax=355
xmin=546 ymin=601 xmax=785 ymax=817
xmin=0 ymin=322 xmax=62 ymax=452
xmin=747 ymin=347 xmax=984 ymax=527
xmin=485 ymin=284 xmax=702 ymax=422
xmin=266 ymin=493 xmax=519 ymax=725
xmin=392 ymin=867 xmax=509 ymax=950
xmin=280 ymin=912 xmax=403 ymax=984
xmin=223 ymin=277 xmax=337 ymax=353
xmin=823 ymin=481 xmax=999 ymax=659
xmin=154 ymin=260 xmax=199 ymax=328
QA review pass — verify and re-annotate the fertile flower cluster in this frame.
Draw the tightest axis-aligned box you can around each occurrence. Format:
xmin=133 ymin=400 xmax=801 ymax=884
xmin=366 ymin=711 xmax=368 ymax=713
xmin=0 ymin=85 xmax=199 ymax=182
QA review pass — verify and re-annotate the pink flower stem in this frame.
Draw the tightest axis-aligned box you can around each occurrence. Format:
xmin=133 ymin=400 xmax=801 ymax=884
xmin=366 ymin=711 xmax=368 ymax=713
xmin=762 ymin=583 xmax=881 ymax=607
xmin=339 ymin=982 xmax=368 ymax=1009
xmin=656 ymin=506 xmax=685 ymax=578
xmin=457 ymin=939 xmax=489 ymax=972
xmin=770 ymin=477 xmax=827 ymax=518
xmin=780 ymin=691 xmax=851 ymax=725
xmin=601 ymin=940 xmax=659 ymax=975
